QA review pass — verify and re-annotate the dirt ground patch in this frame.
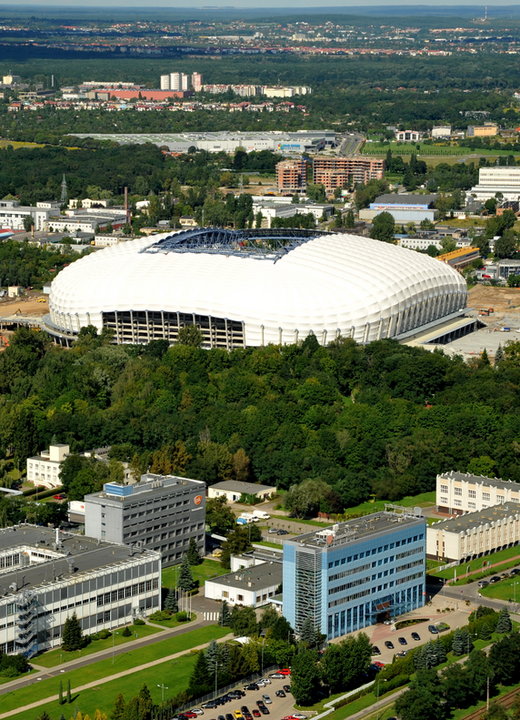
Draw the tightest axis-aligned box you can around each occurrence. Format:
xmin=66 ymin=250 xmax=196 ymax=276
xmin=468 ymin=285 xmax=520 ymax=314
xmin=0 ymin=295 xmax=48 ymax=316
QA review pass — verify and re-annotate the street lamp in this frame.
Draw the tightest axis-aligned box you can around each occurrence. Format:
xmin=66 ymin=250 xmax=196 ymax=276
xmin=157 ymin=683 xmax=169 ymax=703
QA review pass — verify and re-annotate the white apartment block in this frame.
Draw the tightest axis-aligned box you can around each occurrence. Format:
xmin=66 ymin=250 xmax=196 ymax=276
xmin=0 ymin=525 xmax=160 ymax=656
xmin=26 ymin=444 xmax=70 ymax=489
xmin=436 ymin=471 xmax=520 ymax=515
xmin=469 ymin=167 xmax=520 ymax=202
xmin=427 ymin=502 xmax=520 ymax=562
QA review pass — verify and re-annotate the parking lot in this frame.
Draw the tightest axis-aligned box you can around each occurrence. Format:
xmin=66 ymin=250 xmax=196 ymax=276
xmin=183 ymin=674 xmax=314 ymax=720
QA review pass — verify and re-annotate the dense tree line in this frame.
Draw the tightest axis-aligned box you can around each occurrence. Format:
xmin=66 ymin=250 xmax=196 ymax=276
xmin=0 ymin=241 xmax=82 ymax=288
xmin=1 ymin=329 xmax=520 ymax=518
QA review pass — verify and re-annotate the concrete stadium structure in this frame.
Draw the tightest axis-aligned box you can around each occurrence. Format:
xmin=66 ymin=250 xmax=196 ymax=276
xmin=44 ymin=228 xmax=467 ymax=349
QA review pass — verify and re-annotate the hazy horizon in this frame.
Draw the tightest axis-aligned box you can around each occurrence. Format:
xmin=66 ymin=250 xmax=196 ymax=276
xmin=2 ymin=1 xmax=520 ymax=7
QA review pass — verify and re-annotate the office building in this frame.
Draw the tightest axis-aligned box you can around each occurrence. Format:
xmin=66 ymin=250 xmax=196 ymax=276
xmin=0 ymin=199 xmax=58 ymax=232
xmin=313 ymin=157 xmax=384 ymax=192
xmin=84 ymin=474 xmax=206 ymax=566
xmin=276 ymin=158 xmax=308 ymax=193
xmin=466 ymin=124 xmax=499 ymax=137
xmin=283 ymin=511 xmax=426 ymax=640
xmin=205 ymin=561 xmax=282 ymax=607
xmin=395 ymin=130 xmax=422 ymax=142
xmin=26 ymin=444 xmax=70 ymax=489
xmin=437 ymin=471 xmax=520 ymax=515
xmin=0 ymin=524 xmax=160 ymax=656
xmin=427 ymin=502 xmax=520 ymax=562
xmin=468 ymin=167 xmax=520 ymax=202
xmin=431 ymin=126 xmax=452 ymax=139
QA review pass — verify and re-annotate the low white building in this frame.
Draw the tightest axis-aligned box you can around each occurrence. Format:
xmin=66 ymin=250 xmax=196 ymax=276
xmin=427 ymin=502 xmax=520 ymax=562
xmin=252 ymin=199 xmax=332 ymax=228
xmin=468 ymin=167 xmax=520 ymax=202
xmin=0 ymin=200 xmax=57 ymax=231
xmin=208 ymin=480 xmax=276 ymax=503
xmin=69 ymin=198 xmax=109 ymax=209
xmin=431 ymin=126 xmax=452 ymax=139
xmin=205 ymin=561 xmax=282 ymax=607
xmin=0 ymin=524 xmax=160 ymax=656
xmin=26 ymin=444 xmax=70 ymax=489
xmin=437 ymin=471 xmax=520 ymax=515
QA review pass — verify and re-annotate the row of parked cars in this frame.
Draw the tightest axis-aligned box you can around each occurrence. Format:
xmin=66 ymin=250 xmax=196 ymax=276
xmin=478 ymin=567 xmax=520 ymax=589
xmin=178 ymin=671 xmax=294 ymax=720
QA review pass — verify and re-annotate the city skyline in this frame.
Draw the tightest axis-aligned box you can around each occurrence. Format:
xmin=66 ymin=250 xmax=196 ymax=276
xmin=3 ymin=1 xmax=517 ymax=8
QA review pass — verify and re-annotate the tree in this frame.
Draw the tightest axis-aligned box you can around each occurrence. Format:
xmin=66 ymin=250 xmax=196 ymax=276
xmin=465 ymin=649 xmax=494 ymax=704
xmin=220 ymin=600 xmax=232 ymax=627
xmin=67 ymin=678 xmax=72 ymax=703
xmin=441 ymin=663 xmax=470 ymax=711
xmin=62 ymin=613 xmax=85 ymax=651
xmin=23 ymin=215 xmax=34 ymax=232
xmin=452 ymin=628 xmax=473 ymax=656
xmin=187 ymin=537 xmax=202 ymax=565
xmin=230 ymin=606 xmax=258 ymax=636
xmin=344 ymin=209 xmax=355 ymax=228
xmin=110 ymin=693 xmax=127 ymax=720
xmin=164 ymin=589 xmax=178 ymax=613
xmin=496 ymin=608 xmax=512 ymax=634
xmin=206 ymin=496 xmax=236 ymax=535
xmin=507 ymin=273 xmax=520 ymax=287
xmin=290 ymin=648 xmax=321 ymax=706
xmin=177 ymin=555 xmax=196 ymax=593
xmin=270 ymin=616 xmax=295 ymax=644
xmin=306 ymin=183 xmax=326 ymax=203
xmin=205 ymin=639 xmax=220 ymax=674
xmin=284 ymin=479 xmax=341 ymax=519
xmin=299 ymin=617 xmax=321 ymax=649
xmin=489 ymin=633 xmax=520 ymax=685
xmin=320 ymin=643 xmax=344 ymax=693
xmin=220 ymin=526 xmax=254 ymax=569
xmin=483 ymin=701 xmax=508 ymax=720
xmin=59 ymin=678 xmax=64 ymax=704
xmin=188 ymin=650 xmax=212 ymax=697
xmin=395 ymin=670 xmax=446 ymax=720
xmin=370 ymin=212 xmax=395 ymax=243
xmin=177 ymin=325 xmax=203 ymax=348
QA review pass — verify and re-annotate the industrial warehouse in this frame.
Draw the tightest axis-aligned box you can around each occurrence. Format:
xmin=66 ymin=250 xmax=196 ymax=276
xmin=44 ymin=228 xmax=467 ymax=348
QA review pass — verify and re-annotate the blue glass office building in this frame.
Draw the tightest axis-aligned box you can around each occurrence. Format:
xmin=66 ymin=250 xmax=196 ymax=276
xmin=283 ymin=511 xmax=426 ymax=640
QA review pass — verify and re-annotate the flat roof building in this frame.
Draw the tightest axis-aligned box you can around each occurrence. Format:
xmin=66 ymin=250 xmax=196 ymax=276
xmin=208 ymin=480 xmax=276 ymax=503
xmin=283 ymin=510 xmax=426 ymax=640
xmin=26 ymin=444 xmax=70 ymax=489
xmin=84 ymin=473 xmax=206 ymax=566
xmin=469 ymin=167 xmax=520 ymax=202
xmin=205 ymin=561 xmax=282 ymax=607
xmin=427 ymin=502 xmax=520 ymax=562
xmin=276 ymin=158 xmax=308 ymax=194
xmin=437 ymin=471 xmax=520 ymax=515
xmin=0 ymin=524 xmax=160 ymax=656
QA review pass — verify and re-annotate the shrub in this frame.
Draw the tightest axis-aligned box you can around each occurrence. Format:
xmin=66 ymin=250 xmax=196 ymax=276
xmin=121 ymin=626 xmax=132 ymax=637
xmin=176 ymin=611 xmax=191 ymax=622
xmin=133 ymin=618 xmax=145 ymax=626
xmin=97 ymin=629 xmax=112 ymax=639
xmin=149 ymin=610 xmax=173 ymax=621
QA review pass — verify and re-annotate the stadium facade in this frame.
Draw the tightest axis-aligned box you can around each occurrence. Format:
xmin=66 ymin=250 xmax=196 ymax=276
xmin=44 ymin=229 xmax=467 ymax=349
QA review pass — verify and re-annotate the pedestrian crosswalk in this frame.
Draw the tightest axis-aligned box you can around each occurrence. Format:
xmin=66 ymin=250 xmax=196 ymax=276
xmin=204 ymin=611 xmax=220 ymax=622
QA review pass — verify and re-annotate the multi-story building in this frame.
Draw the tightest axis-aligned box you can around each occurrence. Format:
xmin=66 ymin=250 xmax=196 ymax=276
xmin=313 ymin=157 xmax=384 ymax=192
xmin=276 ymin=159 xmax=308 ymax=193
xmin=436 ymin=471 xmax=520 ymax=515
xmin=26 ymin=444 xmax=70 ymax=489
xmin=427 ymin=502 xmax=520 ymax=562
xmin=468 ymin=167 xmax=520 ymax=202
xmin=283 ymin=510 xmax=426 ymax=640
xmin=191 ymin=72 xmax=203 ymax=92
xmin=395 ymin=130 xmax=422 ymax=142
xmin=0 ymin=199 xmax=58 ymax=232
xmin=0 ymin=524 xmax=160 ymax=656
xmin=84 ymin=474 xmax=206 ymax=566
xmin=466 ymin=124 xmax=499 ymax=137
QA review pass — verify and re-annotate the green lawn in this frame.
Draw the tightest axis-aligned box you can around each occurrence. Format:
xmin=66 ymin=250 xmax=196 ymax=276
xmin=343 ymin=491 xmax=435 ymax=518
xmin=7 ymin=649 xmax=199 ymax=720
xmin=270 ymin=514 xmax=327 ymax=526
xmin=363 ymin=141 xmax=520 ymax=157
xmin=36 ymin=624 xmax=162 ymax=667
xmin=254 ymin=540 xmax=283 ymax=550
xmin=430 ymin=545 xmax=520 ymax=581
xmin=162 ymin=558 xmax=228 ymax=589
xmin=1 ymin=625 xmax=229 ymax=716
xmin=151 ymin=615 xmax=196 ymax=628
xmin=481 ymin=574 xmax=520 ymax=602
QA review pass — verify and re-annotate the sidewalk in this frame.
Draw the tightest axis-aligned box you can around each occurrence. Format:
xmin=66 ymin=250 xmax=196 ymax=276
xmin=0 ymin=633 xmax=234 ymax=720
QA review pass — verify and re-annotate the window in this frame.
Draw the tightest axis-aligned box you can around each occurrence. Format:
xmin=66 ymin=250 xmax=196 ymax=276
xmin=454 ymin=488 xmax=462 ymax=496
xmin=468 ymin=502 xmax=476 ymax=509
xmin=454 ymin=499 xmax=462 ymax=507
xmin=483 ymin=493 xmax=490 ymax=501
xmin=468 ymin=490 xmax=476 ymax=499
xmin=497 ymin=495 xmax=504 ymax=503
xmin=440 ymin=484 xmax=448 ymax=493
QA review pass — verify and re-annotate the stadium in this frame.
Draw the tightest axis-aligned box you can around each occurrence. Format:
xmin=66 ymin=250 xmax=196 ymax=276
xmin=44 ymin=228 xmax=467 ymax=349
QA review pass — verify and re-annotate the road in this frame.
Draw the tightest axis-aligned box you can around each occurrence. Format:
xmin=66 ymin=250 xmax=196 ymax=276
xmin=337 ymin=133 xmax=365 ymax=156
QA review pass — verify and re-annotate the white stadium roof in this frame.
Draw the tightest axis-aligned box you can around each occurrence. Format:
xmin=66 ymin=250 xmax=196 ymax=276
xmin=46 ymin=229 xmax=467 ymax=348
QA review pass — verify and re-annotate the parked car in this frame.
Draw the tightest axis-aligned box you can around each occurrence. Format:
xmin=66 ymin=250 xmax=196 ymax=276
xmin=252 ymin=711 xmax=261 ymax=717
xmin=267 ymin=528 xmax=278 ymax=534
xmin=233 ymin=711 xmax=243 ymax=719
xmin=291 ymin=715 xmax=307 ymax=719
xmin=245 ymin=684 xmax=259 ymax=691
xmin=398 ymin=637 xmax=407 ymax=646
xmin=191 ymin=710 xmax=204 ymax=716
xmin=256 ymin=701 xmax=265 ymax=708
xmin=262 ymin=695 xmax=272 ymax=705
xmin=490 ymin=576 xmax=502 ymax=584
xmin=384 ymin=640 xmax=394 ymax=649
xmin=259 ymin=709 xmax=269 ymax=715
xmin=411 ymin=632 xmax=420 ymax=641
xmin=278 ymin=669 xmax=291 ymax=676
xmin=275 ymin=690 xmax=286 ymax=698
xmin=269 ymin=673 xmax=283 ymax=679
xmin=241 ymin=707 xmax=249 ymax=715
xmin=282 ymin=685 xmax=291 ymax=693
xmin=428 ymin=624 xmax=439 ymax=634
xmin=202 ymin=702 xmax=218 ymax=709
xmin=277 ymin=529 xmax=289 ymax=535
xmin=478 ymin=580 xmax=489 ymax=589
xmin=510 ymin=568 xmax=520 ymax=576
xmin=225 ymin=714 xmax=234 ymax=720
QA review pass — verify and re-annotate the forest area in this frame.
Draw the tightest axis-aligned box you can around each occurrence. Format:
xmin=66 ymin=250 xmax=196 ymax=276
xmin=0 ymin=327 xmax=519 ymax=519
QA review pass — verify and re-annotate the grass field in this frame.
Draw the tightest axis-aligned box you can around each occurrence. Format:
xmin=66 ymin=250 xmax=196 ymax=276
xmin=35 ymin=624 xmax=162 ymax=668
xmin=481 ymin=574 xmax=520 ymax=602
xmin=1 ymin=625 xmax=229 ymax=717
xmin=270 ymin=514 xmax=326 ymax=527
xmin=150 ymin=615 xmax=196 ymax=628
xmin=430 ymin=545 xmax=520 ymax=581
xmin=161 ymin=558 xmax=228 ymax=590
xmin=7 ymin=650 xmax=199 ymax=720
xmin=343 ymin=491 xmax=435 ymax=517
xmin=0 ymin=139 xmax=46 ymax=149
xmin=363 ymin=141 xmax=520 ymax=157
